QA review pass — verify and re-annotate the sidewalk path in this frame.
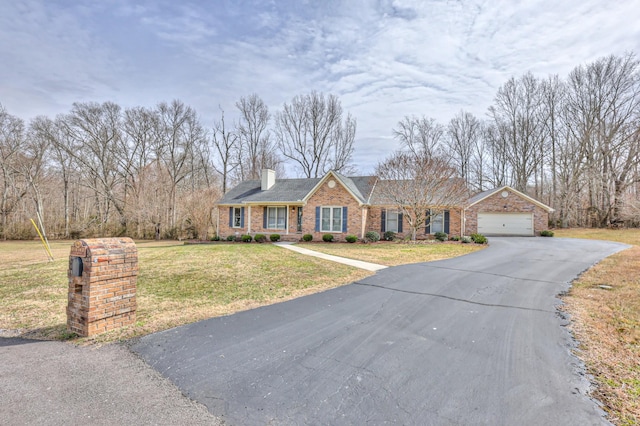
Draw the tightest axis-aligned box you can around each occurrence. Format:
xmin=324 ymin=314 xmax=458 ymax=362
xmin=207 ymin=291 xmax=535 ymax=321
xmin=273 ymin=242 xmax=387 ymax=271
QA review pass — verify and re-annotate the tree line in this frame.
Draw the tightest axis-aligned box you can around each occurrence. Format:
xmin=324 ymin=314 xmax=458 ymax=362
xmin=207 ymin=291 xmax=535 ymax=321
xmin=1 ymin=53 xmax=639 ymax=240
xmin=0 ymin=92 xmax=356 ymax=240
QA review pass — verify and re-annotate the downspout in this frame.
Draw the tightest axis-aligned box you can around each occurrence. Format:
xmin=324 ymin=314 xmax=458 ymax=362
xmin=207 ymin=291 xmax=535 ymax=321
xmin=216 ymin=206 xmax=220 ymax=237
xmin=286 ymin=204 xmax=290 ymax=235
xmin=462 ymin=207 xmax=466 ymax=236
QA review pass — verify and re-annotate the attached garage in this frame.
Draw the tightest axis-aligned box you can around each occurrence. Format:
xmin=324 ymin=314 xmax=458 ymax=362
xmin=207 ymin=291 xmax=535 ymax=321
xmin=465 ymin=186 xmax=554 ymax=237
xmin=477 ymin=212 xmax=533 ymax=236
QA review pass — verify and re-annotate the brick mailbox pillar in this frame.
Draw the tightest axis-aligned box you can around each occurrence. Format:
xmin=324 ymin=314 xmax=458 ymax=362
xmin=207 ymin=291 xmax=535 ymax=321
xmin=67 ymin=237 xmax=138 ymax=337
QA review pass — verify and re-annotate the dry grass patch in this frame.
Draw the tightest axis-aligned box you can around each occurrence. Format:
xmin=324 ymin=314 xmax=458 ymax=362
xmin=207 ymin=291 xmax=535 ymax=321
xmin=0 ymin=241 xmax=370 ymax=343
xmin=296 ymin=241 xmax=484 ymax=266
xmin=556 ymin=229 xmax=640 ymax=425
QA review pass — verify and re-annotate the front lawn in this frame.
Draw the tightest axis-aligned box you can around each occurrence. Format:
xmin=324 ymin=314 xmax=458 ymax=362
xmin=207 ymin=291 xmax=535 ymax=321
xmin=555 ymin=228 xmax=640 ymax=425
xmin=0 ymin=239 xmax=480 ymax=344
xmin=0 ymin=241 xmax=371 ymax=343
xmin=296 ymin=240 xmax=484 ymax=266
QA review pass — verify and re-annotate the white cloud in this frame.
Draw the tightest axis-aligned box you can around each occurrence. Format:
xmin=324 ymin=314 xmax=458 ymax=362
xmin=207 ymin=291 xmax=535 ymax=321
xmin=0 ymin=0 xmax=639 ymax=173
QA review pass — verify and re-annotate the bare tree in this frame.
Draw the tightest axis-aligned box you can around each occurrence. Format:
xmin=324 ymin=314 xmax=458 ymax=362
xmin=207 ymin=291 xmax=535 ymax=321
xmin=59 ymin=101 xmax=126 ymax=235
xmin=393 ymin=116 xmax=445 ymax=157
xmin=488 ymin=73 xmax=546 ymax=192
xmin=375 ymin=151 xmax=468 ymax=240
xmin=565 ymin=53 xmax=640 ymax=226
xmin=235 ymin=94 xmax=280 ymax=179
xmin=275 ymin=91 xmax=355 ymax=178
xmin=0 ymin=105 xmax=28 ymax=239
xmin=446 ymin=111 xmax=483 ymax=191
xmin=211 ymin=107 xmax=239 ymax=193
xmin=154 ymin=100 xmax=207 ymax=232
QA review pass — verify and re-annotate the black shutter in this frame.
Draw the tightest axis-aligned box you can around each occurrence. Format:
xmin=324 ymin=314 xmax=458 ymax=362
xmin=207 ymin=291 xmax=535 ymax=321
xmin=263 ymin=207 xmax=268 ymax=229
xmin=381 ymin=210 xmax=386 ymax=233
xmin=240 ymin=207 xmax=245 ymax=228
xmin=444 ymin=210 xmax=450 ymax=234
xmin=315 ymin=207 xmax=320 ymax=232
xmin=425 ymin=209 xmax=431 ymax=234
xmin=229 ymin=207 xmax=233 ymax=227
xmin=398 ymin=213 xmax=403 ymax=233
xmin=342 ymin=207 xmax=348 ymax=232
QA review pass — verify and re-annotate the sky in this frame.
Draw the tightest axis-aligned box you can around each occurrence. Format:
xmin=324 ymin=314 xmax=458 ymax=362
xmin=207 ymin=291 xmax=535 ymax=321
xmin=1 ymin=0 xmax=640 ymax=174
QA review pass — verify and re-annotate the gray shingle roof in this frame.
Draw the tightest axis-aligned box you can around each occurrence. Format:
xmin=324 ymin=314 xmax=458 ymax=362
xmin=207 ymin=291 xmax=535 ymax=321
xmin=467 ymin=187 xmax=503 ymax=206
xmin=333 ymin=173 xmax=376 ymax=204
xmin=217 ymin=178 xmax=322 ymax=204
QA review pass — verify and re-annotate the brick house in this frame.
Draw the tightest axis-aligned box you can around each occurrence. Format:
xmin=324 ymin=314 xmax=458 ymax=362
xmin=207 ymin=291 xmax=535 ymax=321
xmin=216 ymin=170 xmax=553 ymax=240
xmin=465 ymin=186 xmax=554 ymax=236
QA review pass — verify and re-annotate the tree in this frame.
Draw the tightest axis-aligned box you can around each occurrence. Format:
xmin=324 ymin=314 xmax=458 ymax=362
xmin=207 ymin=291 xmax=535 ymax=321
xmin=154 ymin=100 xmax=207 ymax=232
xmin=564 ymin=53 xmax=640 ymax=226
xmin=488 ymin=73 xmax=546 ymax=193
xmin=446 ymin=111 xmax=483 ymax=191
xmin=375 ymin=151 xmax=468 ymax=240
xmin=0 ymin=105 xmax=28 ymax=239
xmin=59 ymin=101 xmax=126 ymax=235
xmin=393 ymin=115 xmax=445 ymax=157
xmin=235 ymin=94 xmax=280 ymax=179
xmin=275 ymin=91 xmax=356 ymax=177
xmin=211 ymin=107 xmax=239 ymax=193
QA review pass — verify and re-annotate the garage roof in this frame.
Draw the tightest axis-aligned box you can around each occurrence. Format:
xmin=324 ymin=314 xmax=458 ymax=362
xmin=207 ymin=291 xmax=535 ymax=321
xmin=467 ymin=186 xmax=555 ymax=212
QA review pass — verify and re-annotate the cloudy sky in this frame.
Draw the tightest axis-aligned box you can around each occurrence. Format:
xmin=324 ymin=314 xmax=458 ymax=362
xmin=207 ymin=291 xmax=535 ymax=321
xmin=1 ymin=0 xmax=639 ymax=174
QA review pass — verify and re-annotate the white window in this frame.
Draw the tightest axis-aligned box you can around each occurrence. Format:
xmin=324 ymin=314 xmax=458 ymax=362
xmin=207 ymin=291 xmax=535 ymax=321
xmin=267 ymin=206 xmax=287 ymax=230
xmin=321 ymin=206 xmax=343 ymax=232
xmin=430 ymin=212 xmax=444 ymax=234
xmin=386 ymin=210 xmax=399 ymax=233
xmin=232 ymin=207 xmax=242 ymax=228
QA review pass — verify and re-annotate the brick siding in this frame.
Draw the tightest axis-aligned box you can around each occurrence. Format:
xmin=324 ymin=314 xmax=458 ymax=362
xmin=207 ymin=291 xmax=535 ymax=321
xmin=465 ymin=191 xmax=549 ymax=235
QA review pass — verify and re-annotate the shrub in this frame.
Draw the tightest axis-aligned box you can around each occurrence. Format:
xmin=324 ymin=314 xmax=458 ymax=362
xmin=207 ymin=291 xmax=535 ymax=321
xmin=254 ymin=233 xmax=267 ymax=243
xmin=345 ymin=235 xmax=358 ymax=243
xmin=241 ymin=234 xmax=252 ymax=243
xmin=322 ymin=234 xmax=334 ymax=242
xmin=269 ymin=234 xmax=281 ymax=242
xmin=461 ymin=236 xmax=473 ymax=243
xmin=211 ymin=234 xmax=221 ymax=241
xmin=470 ymin=233 xmax=488 ymax=244
xmin=450 ymin=235 xmax=460 ymax=241
xmin=383 ymin=231 xmax=396 ymax=241
xmin=540 ymin=230 xmax=554 ymax=237
xmin=226 ymin=235 xmax=235 ymax=242
xmin=365 ymin=231 xmax=380 ymax=243
xmin=302 ymin=234 xmax=313 ymax=242
xmin=434 ymin=232 xmax=448 ymax=242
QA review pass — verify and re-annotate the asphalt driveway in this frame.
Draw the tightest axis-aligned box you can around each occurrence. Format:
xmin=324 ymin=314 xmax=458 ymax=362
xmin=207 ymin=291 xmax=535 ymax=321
xmin=131 ymin=237 xmax=628 ymax=425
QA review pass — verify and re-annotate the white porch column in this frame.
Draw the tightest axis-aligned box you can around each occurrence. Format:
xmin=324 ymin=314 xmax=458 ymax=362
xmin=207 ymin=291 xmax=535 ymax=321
xmin=286 ymin=204 xmax=290 ymax=235
xmin=247 ymin=205 xmax=252 ymax=233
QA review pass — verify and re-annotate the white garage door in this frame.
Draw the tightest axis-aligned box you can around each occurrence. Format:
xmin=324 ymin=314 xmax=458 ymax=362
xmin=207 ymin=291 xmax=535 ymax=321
xmin=477 ymin=213 xmax=533 ymax=236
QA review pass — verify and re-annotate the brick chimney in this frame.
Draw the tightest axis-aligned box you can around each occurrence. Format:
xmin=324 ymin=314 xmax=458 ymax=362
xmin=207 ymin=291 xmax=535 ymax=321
xmin=261 ymin=169 xmax=275 ymax=190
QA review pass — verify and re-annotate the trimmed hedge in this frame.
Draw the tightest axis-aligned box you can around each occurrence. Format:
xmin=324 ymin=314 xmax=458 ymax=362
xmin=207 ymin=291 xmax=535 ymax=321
xmin=470 ymin=233 xmax=488 ymax=244
xmin=365 ymin=231 xmax=380 ymax=243
xmin=270 ymin=234 xmax=281 ymax=242
xmin=322 ymin=234 xmax=334 ymax=242
xmin=302 ymin=234 xmax=313 ymax=242
xmin=345 ymin=235 xmax=358 ymax=243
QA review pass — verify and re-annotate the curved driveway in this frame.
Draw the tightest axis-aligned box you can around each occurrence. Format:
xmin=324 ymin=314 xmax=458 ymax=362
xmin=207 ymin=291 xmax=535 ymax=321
xmin=131 ymin=237 xmax=628 ymax=425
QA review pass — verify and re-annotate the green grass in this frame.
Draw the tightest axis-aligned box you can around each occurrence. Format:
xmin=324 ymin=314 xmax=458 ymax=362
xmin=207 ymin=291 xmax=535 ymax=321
xmin=0 ymin=241 xmax=370 ymax=342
